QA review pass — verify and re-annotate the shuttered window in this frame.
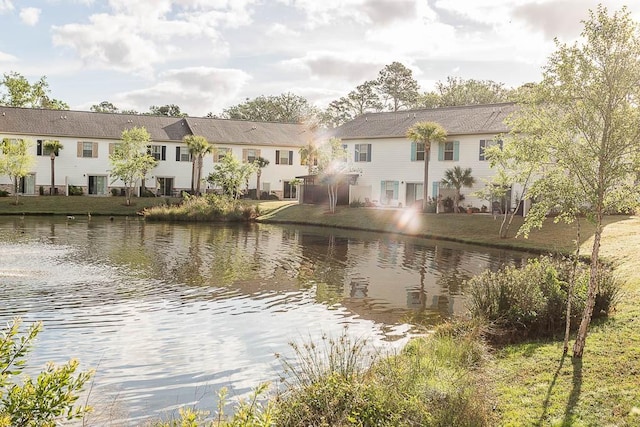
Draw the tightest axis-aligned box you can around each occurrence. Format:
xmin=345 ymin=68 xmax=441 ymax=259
xmin=276 ymin=150 xmax=293 ymax=165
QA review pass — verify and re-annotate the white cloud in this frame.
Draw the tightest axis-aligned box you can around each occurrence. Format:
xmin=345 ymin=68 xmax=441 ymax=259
xmin=266 ymin=23 xmax=300 ymax=38
xmin=0 ymin=51 xmax=17 ymax=62
xmin=19 ymin=7 xmax=41 ymax=26
xmin=116 ymin=66 xmax=252 ymax=116
xmin=0 ymin=0 xmax=13 ymax=13
xmin=281 ymin=52 xmax=387 ymax=83
xmin=51 ymin=1 xmax=258 ymax=74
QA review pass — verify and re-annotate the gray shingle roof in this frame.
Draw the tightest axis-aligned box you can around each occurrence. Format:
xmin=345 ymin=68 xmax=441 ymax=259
xmin=0 ymin=106 xmax=311 ymax=147
xmin=330 ymin=102 xmax=518 ymax=139
xmin=185 ymin=117 xmax=313 ymax=147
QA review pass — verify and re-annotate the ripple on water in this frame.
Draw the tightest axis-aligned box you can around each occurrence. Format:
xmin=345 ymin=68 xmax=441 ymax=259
xmin=0 ymin=219 xmax=530 ymax=424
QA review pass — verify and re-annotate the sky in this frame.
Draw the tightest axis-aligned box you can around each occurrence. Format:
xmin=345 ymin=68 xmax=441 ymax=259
xmin=0 ymin=0 xmax=638 ymax=117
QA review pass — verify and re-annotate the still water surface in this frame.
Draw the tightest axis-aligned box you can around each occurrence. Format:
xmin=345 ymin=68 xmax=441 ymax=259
xmin=0 ymin=216 xmax=529 ymax=424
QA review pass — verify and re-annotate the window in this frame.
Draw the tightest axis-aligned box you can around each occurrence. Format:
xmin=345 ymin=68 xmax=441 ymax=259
xmin=411 ymin=142 xmax=426 ymax=161
xmin=380 ymin=180 xmax=399 ymax=204
xmin=77 ymin=141 xmax=98 ymax=158
xmin=355 ymin=144 xmax=371 ymax=162
xmin=276 ymin=150 xmax=293 ymax=165
xmin=437 ymin=141 xmax=459 ymax=161
xmin=214 ymin=147 xmax=232 ymax=162
xmin=147 ymin=145 xmax=166 ymax=161
xmin=479 ymin=139 xmax=503 ymax=161
xmin=37 ymin=140 xmax=60 ymax=156
xmin=243 ymin=148 xmax=260 ymax=163
xmin=176 ymin=146 xmax=191 ymax=162
xmin=443 ymin=142 xmax=454 ymax=160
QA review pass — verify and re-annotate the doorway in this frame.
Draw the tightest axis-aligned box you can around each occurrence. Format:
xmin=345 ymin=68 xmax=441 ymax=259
xmin=88 ymin=175 xmax=108 ymax=195
xmin=283 ymin=180 xmax=297 ymax=199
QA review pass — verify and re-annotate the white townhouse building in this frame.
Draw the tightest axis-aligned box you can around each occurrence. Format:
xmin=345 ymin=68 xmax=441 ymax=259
xmin=330 ymin=102 xmax=518 ymax=211
xmin=0 ymin=106 xmax=312 ymax=199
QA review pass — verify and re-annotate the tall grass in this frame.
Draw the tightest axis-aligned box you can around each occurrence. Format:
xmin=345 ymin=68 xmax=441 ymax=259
xmin=274 ymin=326 xmax=494 ymax=426
xmin=142 ymin=194 xmax=259 ymax=222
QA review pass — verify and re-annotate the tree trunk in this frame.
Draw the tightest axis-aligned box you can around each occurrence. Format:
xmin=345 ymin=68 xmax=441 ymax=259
xmin=190 ymin=161 xmax=196 ymax=193
xmin=573 ymin=212 xmax=602 ymax=358
xmin=13 ymin=176 xmax=19 ymax=205
xmin=422 ymin=146 xmax=430 ymax=213
xmin=564 ymin=219 xmax=581 ymax=354
xmin=194 ymin=156 xmax=202 ymax=196
xmin=454 ymin=189 xmax=460 ymax=213
xmin=50 ymin=154 xmax=55 ymax=195
xmin=256 ymin=170 xmax=261 ymax=200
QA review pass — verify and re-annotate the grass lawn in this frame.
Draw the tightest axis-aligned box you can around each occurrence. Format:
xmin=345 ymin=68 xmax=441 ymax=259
xmin=260 ymin=204 xmax=640 ymax=426
xmin=0 ymin=195 xmax=184 ymax=216
xmin=257 ymin=204 xmax=626 ymax=254
xmin=0 ymin=196 xmax=295 ymax=217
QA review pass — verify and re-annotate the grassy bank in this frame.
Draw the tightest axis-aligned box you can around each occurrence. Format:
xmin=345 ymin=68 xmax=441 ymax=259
xmin=0 ymin=195 xmax=294 ymax=217
xmin=0 ymin=195 xmax=183 ymax=216
xmin=257 ymin=204 xmax=625 ymax=254
xmin=260 ymin=205 xmax=640 ymax=426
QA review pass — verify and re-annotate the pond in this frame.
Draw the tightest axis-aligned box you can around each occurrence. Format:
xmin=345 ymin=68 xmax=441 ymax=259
xmin=0 ymin=216 xmax=530 ymax=424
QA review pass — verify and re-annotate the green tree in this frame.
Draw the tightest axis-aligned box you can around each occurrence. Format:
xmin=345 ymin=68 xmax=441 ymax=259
xmin=0 ymin=72 xmax=68 ymax=110
xmin=43 ymin=140 xmax=63 ymax=196
xmin=0 ymin=318 xmax=93 ymax=426
xmin=440 ymin=166 xmax=475 ymax=213
xmin=514 ymin=5 xmax=640 ymax=358
xmin=476 ymin=127 xmax=548 ymax=238
xmin=207 ymin=153 xmax=257 ymax=199
xmin=184 ymin=135 xmax=213 ymax=195
xmin=315 ymin=137 xmax=349 ymax=213
xmin=436 ymin=77 xmax=509 ymax=107
xmin=376 ymin=62 xmax=419 ymax=111
xmin=221 ymin=93 xmax=320 ymax=123
xmin=147 ymin=104 xmax=187 ymax=117
xmin=109 ymin=126 xmax=158 ymax=206
xmin=91 ymin=101 xmax=119 ymax=113
xmin=0 ymin=138 xmax=35 ymax=205
xmin=324 ymin=80 xmax=383 ymax=127
xmin=406 ymin=122 xmax=448 ymax=212
xmin=253 ymin=156 xmax=270 ymax=199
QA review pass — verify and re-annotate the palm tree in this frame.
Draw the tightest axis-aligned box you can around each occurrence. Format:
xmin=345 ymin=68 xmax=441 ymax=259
xmin=441 ymin=166 xmax=476 ymax=213
xmin=299 ymin=142 xmax=318 ymax=174
xmin=43 ymin=140 xmax=63 ymax=195
xmin=406 ymin=121 xmax=448 ymax=212
xmin=184 ymin=135 xmax=213 ymax=195
xmin=253 ymin=156 xmax=270 ymax=199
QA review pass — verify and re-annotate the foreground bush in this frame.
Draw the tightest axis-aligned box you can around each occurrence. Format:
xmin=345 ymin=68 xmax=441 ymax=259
xmin=0 ymin=318 xmax=93 ymax=427
xmin=274 ymin=326 xmax=493 ymax=426
xmin=465 ymin=256 xmax=620 ymax=343
xmin=142 ymin=194 xmax=259 ymax=222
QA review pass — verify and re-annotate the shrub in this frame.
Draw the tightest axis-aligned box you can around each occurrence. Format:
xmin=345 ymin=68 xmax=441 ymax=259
xmin=0 ymin=318 xmax=93 ymax=426
xmin=0 ymin=190 xmax=8 ymax=197
xmin=68 ymin=185 xmax=83 ymax=196
xmin=465 ymin=256 xmax=620 ymax=343
xmin=350 ymin=199 xmax=365 ymax=208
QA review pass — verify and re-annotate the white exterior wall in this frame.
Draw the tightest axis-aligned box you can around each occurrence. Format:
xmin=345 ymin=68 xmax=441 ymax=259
xmin=0 ymin=134 xmax=307 ymax=198
xmin=342 ymin=133 xmax=501 ymax=209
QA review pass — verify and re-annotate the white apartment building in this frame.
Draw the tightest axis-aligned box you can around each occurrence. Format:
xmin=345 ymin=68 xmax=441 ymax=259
xmin=329 ymin=102 xmax=518 ymax=211
xmin=0 ymin=107 xmax=312 ymax=199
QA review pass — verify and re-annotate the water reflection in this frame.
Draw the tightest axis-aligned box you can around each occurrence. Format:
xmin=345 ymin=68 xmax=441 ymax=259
xmin=0 ymin=216 xmax=530 ymax=424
